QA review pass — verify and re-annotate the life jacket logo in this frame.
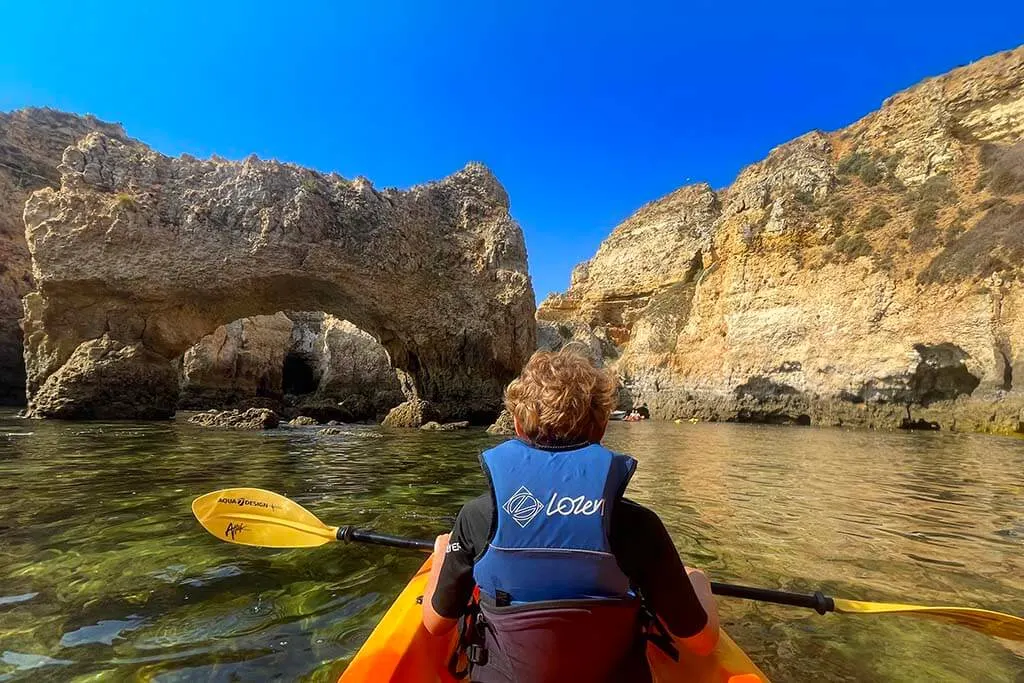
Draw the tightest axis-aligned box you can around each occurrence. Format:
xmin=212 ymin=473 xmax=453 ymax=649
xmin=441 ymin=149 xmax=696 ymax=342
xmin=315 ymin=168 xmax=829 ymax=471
xmin=503 ymin=486 xmax=544 ymax=528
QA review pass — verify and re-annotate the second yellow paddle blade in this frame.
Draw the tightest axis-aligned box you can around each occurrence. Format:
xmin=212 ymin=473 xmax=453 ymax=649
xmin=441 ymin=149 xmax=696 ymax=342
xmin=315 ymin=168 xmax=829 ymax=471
xmin=834 ymin=598 xmax=1024 ymax=641
xmin=192 ymin=487 xmax=338 ymax=548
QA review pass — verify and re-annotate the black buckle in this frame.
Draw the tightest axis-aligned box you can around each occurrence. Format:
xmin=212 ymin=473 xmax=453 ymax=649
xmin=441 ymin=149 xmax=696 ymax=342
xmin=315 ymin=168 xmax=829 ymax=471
xmin=466 ymin=644 xmax=489 ymax=666
xmin=448 ymin=602 xmax=486 ymax=679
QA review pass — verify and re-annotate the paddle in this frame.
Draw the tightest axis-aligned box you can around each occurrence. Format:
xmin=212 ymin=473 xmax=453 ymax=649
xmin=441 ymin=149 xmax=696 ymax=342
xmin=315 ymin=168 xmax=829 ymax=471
xmin=192 ymin=487 xmax=1024 ymax=642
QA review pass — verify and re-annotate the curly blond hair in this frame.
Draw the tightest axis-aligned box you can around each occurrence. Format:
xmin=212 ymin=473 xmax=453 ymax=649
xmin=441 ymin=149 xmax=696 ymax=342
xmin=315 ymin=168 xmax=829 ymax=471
xmin=505 ymin=349 xmax=617 ymax=446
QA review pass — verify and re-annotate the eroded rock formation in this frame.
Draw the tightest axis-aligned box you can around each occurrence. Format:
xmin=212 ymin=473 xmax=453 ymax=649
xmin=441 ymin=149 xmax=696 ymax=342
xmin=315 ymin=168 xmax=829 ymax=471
xmin=540 ymin=46 xmax=1024 ymax=434
xmin=0 ymin=108 xmax=127 ymax=404
xmin=287 ymin=313 xmax=405 ymax=419
xmin=179 ymin=311 xmax=404 ymax=420
xmin=23 ymin=137 xmax=535 ymax=420
xmin=486 ymin=409 xmax=516 ymax=435
xmin=382 ymin=399 xmax=440 ymax=428
xmin=179 ymin=313 xmax=294 ymax=409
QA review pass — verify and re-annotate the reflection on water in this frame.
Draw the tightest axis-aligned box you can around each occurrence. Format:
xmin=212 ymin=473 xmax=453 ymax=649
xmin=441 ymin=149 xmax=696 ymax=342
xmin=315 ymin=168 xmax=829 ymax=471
xmin=0 ymin=413 xmax=1021 ymax=681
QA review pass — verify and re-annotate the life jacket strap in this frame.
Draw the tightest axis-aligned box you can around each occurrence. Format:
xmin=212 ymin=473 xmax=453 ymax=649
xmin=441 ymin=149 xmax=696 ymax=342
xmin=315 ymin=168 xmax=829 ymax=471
xmin=448 ymin=601 xmax=489 ymax=679
xmin=640 ymin=604 xmax=679 ymax=661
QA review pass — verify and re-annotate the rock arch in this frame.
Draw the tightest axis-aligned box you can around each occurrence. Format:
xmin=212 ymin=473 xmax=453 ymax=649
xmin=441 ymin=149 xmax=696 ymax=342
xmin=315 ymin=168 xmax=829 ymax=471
xmin=22 ymin=133 xmax=535 ymax=420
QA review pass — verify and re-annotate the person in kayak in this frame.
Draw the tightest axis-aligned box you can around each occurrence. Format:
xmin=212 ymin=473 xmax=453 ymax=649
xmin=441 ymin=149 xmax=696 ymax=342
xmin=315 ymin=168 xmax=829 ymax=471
xmin=422 ymin=348 xmax=720 ymax=681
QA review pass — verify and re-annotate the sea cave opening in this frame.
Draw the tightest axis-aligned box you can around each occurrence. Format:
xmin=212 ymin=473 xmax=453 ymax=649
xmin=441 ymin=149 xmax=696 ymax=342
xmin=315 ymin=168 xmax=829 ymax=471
xmin=282 ymin=351 xmax=318 ymax=396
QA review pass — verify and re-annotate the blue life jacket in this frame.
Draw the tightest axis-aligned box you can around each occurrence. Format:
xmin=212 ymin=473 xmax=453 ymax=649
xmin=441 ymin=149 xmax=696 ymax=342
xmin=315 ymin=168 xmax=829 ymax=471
xmin=474 ymin=439 xmax=637 ymax=604
xmin=460 ymin=439 xmax=653 ymax=682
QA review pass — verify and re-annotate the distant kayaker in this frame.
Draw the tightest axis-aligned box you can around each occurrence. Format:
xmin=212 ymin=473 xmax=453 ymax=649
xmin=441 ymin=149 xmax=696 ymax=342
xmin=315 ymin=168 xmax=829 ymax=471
xmin=422 ymin=348 xmax=720 ymax=682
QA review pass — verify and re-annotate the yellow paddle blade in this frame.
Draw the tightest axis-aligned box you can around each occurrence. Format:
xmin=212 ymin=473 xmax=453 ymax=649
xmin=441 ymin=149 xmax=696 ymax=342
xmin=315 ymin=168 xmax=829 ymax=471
xmin=191 ymin=487 xmax=339 ymax=548
xmin=834 ymin=598 xmax=1024 ymax=641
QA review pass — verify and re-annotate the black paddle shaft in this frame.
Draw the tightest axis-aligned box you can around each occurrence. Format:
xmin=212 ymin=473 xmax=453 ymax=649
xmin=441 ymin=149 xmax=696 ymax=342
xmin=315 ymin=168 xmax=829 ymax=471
xmin=334 ymin=527 xmax=837 ymax=615
xmin=710 ymin=582 xmax=835 ymax=614
xmin=336 ymin=526 xmax=434 ymax=551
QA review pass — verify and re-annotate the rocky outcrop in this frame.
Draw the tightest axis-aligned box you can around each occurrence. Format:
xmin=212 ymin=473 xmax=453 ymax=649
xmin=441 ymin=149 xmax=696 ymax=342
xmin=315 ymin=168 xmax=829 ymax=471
xmin=187 ymin=408 xmax=280 ymax=430
xmin=541 ymin=183 xmax=717 ymax=346
xmin=486 ymin=409 xmax=516 ymax=435
xmin=315 ymin=317 xmax=405 ymax=409
xmin=28 ymin=335 xmax=178 ymax=419
xmin=540 ymin=46 xmax=1024 ymax=434
xmin=22 ymin=136 xmax=535 ymax=420
xmin=178 ymin=311 xmax=404 ymax=419
xmin=286 ymin=313 xmax=405 ymax=418
xmin=179 ymin=313 xmax=293 ymax=409
xmin=381 ymin=399 xmax=439 ymax=428
xmin=0 ymin=108 xmax=128 ymax=404
xmin=288 ymin=415 xmax=318 ymax=426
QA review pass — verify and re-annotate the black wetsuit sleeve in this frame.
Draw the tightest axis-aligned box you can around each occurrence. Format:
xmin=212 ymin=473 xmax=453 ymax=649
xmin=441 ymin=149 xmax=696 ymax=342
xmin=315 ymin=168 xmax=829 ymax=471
xmin=430 ymin=494 xmax=493 ymax=619
xmin=611 ymin=499 xmax=709 ymax=638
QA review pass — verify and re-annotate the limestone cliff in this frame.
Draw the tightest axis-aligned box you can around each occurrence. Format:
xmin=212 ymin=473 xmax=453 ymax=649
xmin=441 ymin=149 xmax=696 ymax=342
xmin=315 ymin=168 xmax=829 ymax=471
xmin=23 ymin=135 xmax=535 ymax=420
xmin=0 ymin=108 xmax=127 ymax=404
xmin=540 ymin=46 xmax=1024 ymax=434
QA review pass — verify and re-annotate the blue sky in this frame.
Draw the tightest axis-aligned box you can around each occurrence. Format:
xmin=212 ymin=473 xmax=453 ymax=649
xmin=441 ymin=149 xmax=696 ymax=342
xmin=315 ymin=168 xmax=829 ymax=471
xmin=1 ymin=2 xmax=1022 ymax=301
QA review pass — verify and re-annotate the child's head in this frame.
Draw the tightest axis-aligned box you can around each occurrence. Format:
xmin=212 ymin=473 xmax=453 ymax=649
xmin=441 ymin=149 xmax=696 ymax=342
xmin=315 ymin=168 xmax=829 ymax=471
xmin=504 ymin=348 xmax=617 ymax=447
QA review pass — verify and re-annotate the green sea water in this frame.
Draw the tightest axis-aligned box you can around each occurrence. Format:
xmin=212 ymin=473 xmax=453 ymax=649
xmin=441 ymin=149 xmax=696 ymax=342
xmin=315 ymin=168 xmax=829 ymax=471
xmin=0 ymin=412 xmax=1022 ymax=682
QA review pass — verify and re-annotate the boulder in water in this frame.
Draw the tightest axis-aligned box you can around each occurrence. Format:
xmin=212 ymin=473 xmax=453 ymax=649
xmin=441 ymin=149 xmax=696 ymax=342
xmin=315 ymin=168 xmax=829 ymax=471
xmin=486 ymin=410 xmax=516 ymax=436
xmin=29 ymin=335 xmax=178 ymax=419
xmin=382 ymin=399 xmax=439 ymax=428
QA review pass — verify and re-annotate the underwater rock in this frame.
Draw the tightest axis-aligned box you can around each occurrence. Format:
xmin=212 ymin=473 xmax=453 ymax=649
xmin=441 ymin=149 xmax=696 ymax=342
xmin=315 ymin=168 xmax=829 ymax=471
xmin=420 ymin=420 xmax=470 ymax=431
xmin=187 ymin=408 xmax=280 ymax=430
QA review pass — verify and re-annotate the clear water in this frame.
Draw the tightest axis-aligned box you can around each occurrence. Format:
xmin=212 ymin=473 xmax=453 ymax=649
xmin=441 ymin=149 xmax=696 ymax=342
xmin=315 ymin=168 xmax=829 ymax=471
xmin=0 ymin=411 xmax=1022 ymax=682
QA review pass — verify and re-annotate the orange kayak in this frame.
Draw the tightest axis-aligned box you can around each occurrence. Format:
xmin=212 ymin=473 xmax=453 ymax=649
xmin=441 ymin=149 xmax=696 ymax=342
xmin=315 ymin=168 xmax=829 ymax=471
xmin=338 ymin=555 xmax=769 ymax=682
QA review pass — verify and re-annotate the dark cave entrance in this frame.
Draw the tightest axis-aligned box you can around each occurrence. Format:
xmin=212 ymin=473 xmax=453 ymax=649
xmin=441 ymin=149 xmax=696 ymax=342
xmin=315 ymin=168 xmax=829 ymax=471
xmin=282 ymin=352 xmax=318 ymax=396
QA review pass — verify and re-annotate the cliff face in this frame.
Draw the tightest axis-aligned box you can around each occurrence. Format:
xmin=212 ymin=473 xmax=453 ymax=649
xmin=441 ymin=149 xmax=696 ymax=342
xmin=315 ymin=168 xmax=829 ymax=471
xmin=0 ymin=108 xmax=127 ymax=404
xmin=540 ymin=46 xmax=1024 ymax=433
xmin=23 ymin=133 xmax=535 ymax=420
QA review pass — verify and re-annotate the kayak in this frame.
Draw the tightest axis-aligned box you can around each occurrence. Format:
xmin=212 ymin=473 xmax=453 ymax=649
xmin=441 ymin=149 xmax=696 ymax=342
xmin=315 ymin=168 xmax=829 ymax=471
xmin=338 ymin=555 xmax=768 ymax=682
